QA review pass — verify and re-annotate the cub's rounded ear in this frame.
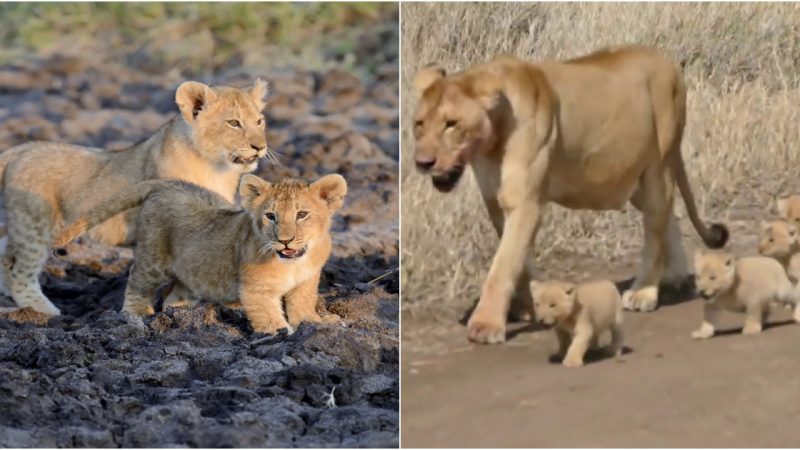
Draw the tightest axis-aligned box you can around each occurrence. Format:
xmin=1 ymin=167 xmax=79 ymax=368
xmin=176 ymin=81 xmax=217 ymax=122
xmin=311 ymin=174 xmax=347 ymax=212
xmin=724 ymin=256 xmax=734 ymax=267
xmin=564 ymin=285 xmax=576 ymax=296
xmin=776 ymin=195 xmax=790 ymax=217
xmin=414 ymin=64 xmax=446 ymax=94
xmin=238 ymin=174 xmax=271 ymax=208
xmin=250 ymin=78 xmax=269 ymax=111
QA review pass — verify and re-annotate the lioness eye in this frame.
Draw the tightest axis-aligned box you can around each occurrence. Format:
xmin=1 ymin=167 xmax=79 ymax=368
xmin=257 ymin=118 xmax=264 ymax=126
xmin=265 ymin=212 xmax=276 ymax=221
xmin=227 ymin=120 xmax=241 ymax=128
xmin=297 ymin=211 xmax=308 ymax=220
xmin=445 ymin=120 xmax=457 ymax=129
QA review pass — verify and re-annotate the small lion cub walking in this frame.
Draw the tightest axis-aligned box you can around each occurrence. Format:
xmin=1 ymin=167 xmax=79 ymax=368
xmin=692 ymin=250 xmax=800 ymax=339
xmin=529 ymin=280 xmax=624 ymax=368
xmin=53 ymin=174 xmax=347 ymax=334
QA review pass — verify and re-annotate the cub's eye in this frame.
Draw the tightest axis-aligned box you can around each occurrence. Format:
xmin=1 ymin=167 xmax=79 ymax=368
xmin=297 ymin=211 xmax=308 ymax=220
xmin=257 ymin=118 xmax=264 ymax=126
xmin=709 ymin=275 xmax=717 ymax=281
xmin=549 ymin=304 xmax=555 ymax=308
xmin=227 ymin=120 xmax=241 ymax=128
xmin=445 ymin=120 xmax=458 ymax=129
xmin=414 ymin=120 xmax=423 ymax=128
xmin=265 ymin=212 xmax=276 ymax=221
xmin=768 ymin=238 xmax=774 ymax=243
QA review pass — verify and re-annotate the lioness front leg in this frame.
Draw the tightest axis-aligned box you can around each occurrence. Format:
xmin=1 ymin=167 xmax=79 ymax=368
xmin=468 ymin=200 xmax=543 ymax=344
xmin=285 ymin=273 xmax=340 ymax=328
xmin=692 ymin=301 xmax=720 ymax=339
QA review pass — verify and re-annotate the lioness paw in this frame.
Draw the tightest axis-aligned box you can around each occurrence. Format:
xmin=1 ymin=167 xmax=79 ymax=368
xmin=466 ymin=318 xmax=506 ymax=344
xmin=622 ymin=287 xmax=658 ymax=312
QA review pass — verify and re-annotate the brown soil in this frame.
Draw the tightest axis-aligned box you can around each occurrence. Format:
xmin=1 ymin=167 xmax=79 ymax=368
xmin=402 ymin=230 xmax=800 ymax=448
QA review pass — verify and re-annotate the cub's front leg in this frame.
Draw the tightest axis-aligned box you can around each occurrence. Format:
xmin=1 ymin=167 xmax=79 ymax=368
xmin=240 ymin=268 xmax=291 ymax=334
xmin=284 ymin=272 xmax=340 ymax=328
xmin=562 ymin=324 xmax=593 ymax=368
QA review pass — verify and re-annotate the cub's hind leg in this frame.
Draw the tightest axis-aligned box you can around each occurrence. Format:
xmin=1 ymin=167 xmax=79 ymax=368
xmin=5 ymin=196 xmax=60 ymax=315
xmin=741 ymin=300 xmax=765 ymax=335
xmin=122 ymin=252 xmax=172 ymax=316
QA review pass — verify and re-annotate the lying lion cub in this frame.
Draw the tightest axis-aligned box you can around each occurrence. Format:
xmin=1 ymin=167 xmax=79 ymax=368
xmin=53 ymin=174 xmax=347 ymax=334
xmin=692 ymin=250 xmax=800 ymax=339
xmin=758 ymin=220 xmax=800 ymax=284
xmin=529 ymin=280 xmax=624 ymax=368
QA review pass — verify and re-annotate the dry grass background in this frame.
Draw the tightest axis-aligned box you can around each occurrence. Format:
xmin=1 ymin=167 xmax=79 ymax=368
xmin=401 ymin=3 xmax=800 ymax=318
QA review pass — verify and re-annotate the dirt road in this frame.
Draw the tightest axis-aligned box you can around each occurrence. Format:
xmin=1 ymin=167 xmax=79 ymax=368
xmin=402 ymin=288 xmax=800 ymax=448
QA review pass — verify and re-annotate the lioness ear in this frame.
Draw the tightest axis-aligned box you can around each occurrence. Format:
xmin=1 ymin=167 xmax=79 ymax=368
xmin=238 ymin=175 xmax=271 ymax=209
xmin=311 ymin=174 xmax=347 ymax=212
xmin=250 ymin=78 xmax=269 ymax=111
xmin=414 ymin=64 xmax=446 ymax=94
xmin=176 ymin=81 xmax=217 ymax=122
xmin=776 ymin=195 xmax=790 ymax=218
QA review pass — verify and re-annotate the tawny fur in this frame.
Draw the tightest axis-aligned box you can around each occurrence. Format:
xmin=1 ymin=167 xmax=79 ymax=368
xmin=0 ymin=80 xmax=271 ymax=315
xmin=529 ymin=279 xmax=624 ymax=368
xmin=758 ymin=220 xmax=800 ymax=284
xmin=692 ymin=250 xmax=800 ymax=340
xmin=53 ymin=174 xmax=347 ymax=334
xmin=412 ymin=45 xmax=728 ymax=344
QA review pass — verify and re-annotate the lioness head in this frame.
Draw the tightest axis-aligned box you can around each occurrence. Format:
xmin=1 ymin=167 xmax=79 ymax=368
xmin=529 ymin=280 xmax=577 ymax=327
xmin=776 ymin=195 xmax=800 ymax=230
xmin=175 ymin=79 xmax=270 ymax=172
xmin=758 ymin=220 xmax=799 ymax=259
xmin=412 ymin=65 xmax=500 ymax=192
xmin=693 ymin=250 xmax=736 ymax=301
xmin=238 ymin=174 xmax=347 ymax=260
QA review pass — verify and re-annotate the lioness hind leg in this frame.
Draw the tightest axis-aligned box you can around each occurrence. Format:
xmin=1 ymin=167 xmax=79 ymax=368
xmin=662 ymin=214 xmax=690 ymax=286
xmin=627 ymin=163 xmax=675 ymax=312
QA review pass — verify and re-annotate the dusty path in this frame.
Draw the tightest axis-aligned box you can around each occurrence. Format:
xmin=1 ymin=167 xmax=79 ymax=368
xmin=403 ymin=302 xmax=800 ymax=447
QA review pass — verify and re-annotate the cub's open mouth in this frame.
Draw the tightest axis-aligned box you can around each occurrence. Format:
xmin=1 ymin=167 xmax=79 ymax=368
xmin=232 ymin=155 xmax=258 ymax=165
xmin=277 ymin=246 xmax=308 ymax=259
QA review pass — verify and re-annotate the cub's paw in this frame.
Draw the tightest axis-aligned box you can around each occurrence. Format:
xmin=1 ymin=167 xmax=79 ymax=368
xmin=466 ymin=318 xmax=506 ymax=344
xmin=253 ymin=320 xmax=294 ymax=336
xmin=562 ymin=356 xmax=584 ymax=368
xmin=622 ymin=287 xmax=658 ymax=312
xmin=741 ymin=322 xmax=762 ymax=335
xmin=691 ymin=326 xmax=715 ymax=340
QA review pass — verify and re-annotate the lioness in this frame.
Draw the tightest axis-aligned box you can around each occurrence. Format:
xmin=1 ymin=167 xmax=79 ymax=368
xmin=758 ymin=220 xmax=800 ymax=284
xmin=530 ymin=279 xmax=623 ymax=368
xmin=692 ymin=250 xmax=800 ymax=339
xmin=0 ymin=80 xmax=270 ymax=315
xmin=412 ymin=45 xmax=728 ymax=344
xmin=53 ymin=174 xmax=347 ymax=334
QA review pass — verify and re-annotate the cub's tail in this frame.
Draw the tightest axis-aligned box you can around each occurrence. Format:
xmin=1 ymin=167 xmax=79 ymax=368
xmin=52 ymin=180 xmax=169 ymax=251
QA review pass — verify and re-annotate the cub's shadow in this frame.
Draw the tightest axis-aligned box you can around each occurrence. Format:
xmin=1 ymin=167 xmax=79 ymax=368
xmin=547 ymin=345 xmax=634 ymax=366
xmin=459 ymin=274 xmax=698 ymax=342
xmin=703 ymin=319 xmax=797 ymax=337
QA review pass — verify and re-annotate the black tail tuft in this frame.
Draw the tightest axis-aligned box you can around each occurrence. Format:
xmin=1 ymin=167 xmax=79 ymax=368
xmin=704 ymin=223 xmax=729 ymax=249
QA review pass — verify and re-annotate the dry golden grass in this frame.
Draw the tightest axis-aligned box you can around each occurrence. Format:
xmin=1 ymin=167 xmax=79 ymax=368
xmin=401 ymin=3 xmax=800 ymax=317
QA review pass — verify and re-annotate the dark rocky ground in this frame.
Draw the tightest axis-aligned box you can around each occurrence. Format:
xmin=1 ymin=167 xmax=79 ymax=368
xmin=0 ymin=28 xmax=398 ymax=448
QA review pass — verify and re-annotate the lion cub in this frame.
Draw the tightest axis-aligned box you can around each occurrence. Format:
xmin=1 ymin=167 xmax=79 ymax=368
xmin=758 ymin=220 xmax=800 ymax=284
xmin=529 ymin=280 xmax=624 ymax=368
xmin=692 ymin=250 xmax=800 ymax=339
xmin=53 ymin=174 xmax=347 ymax=334
xmin=776 ymin=195 xmax=800 ymax=229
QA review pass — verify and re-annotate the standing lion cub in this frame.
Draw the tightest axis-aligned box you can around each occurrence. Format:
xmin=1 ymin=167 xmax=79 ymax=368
xmin=0 ymin=80 xmax=271 ymax=315
xmin=53 ymin=174 xmax=347 ymax=334
xmin=758 ymin=220 xmax=800 ymax=284
xmin=529 ymin=279 xmax=624 ymax=368
xmin=692 ymin=250 xmax=800 ymax=339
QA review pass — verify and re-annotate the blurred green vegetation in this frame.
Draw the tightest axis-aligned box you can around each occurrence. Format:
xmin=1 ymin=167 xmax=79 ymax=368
xmin=0 ymin=2 xmax=398 ymax=76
